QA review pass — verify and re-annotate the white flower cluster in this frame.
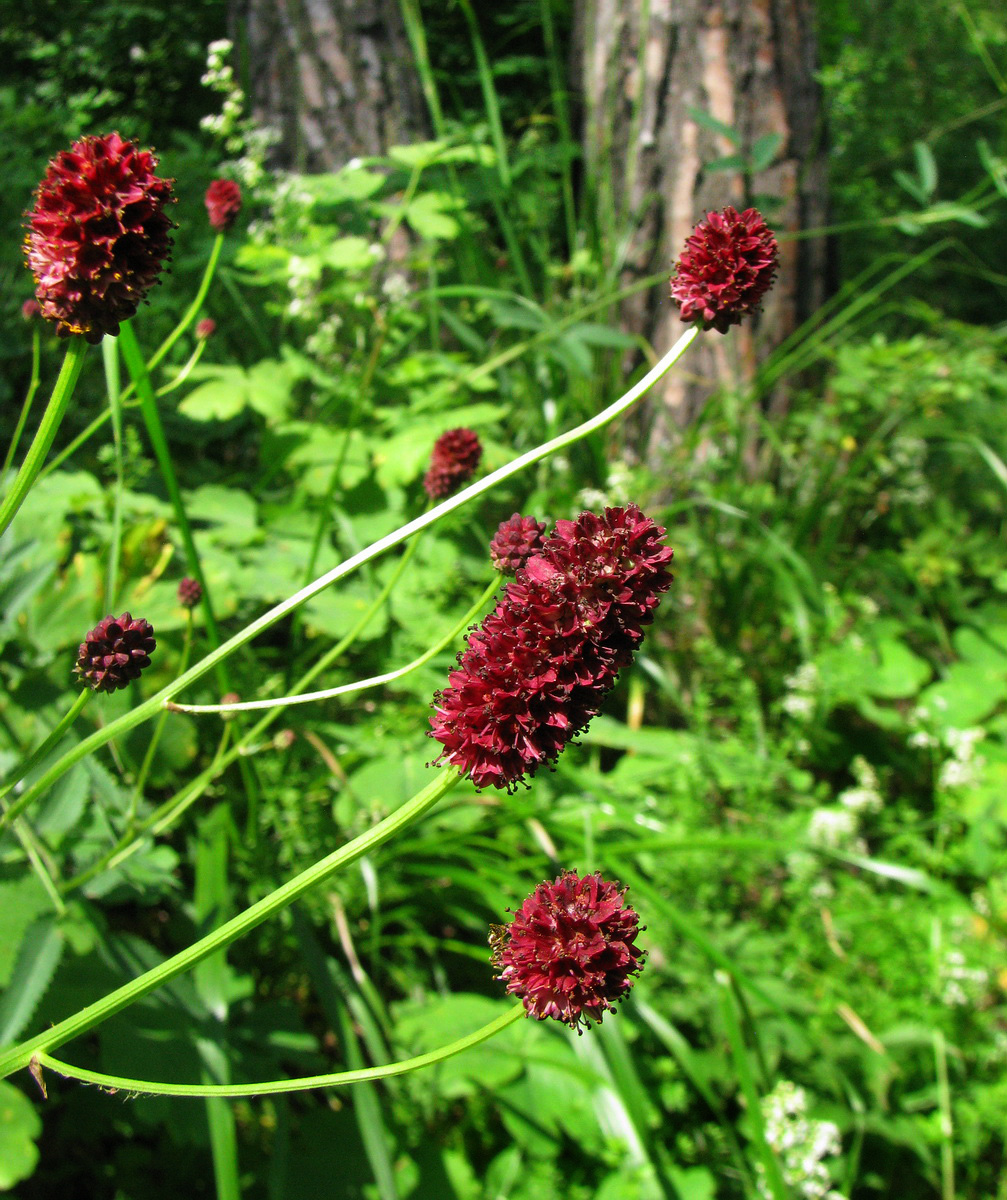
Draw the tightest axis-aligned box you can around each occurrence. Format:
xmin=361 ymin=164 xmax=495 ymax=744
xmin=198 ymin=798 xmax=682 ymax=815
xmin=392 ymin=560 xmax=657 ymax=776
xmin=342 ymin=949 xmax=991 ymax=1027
xmin=937 ymin=727 xmax=985 ymax=790
xmin=806 ymin=807 xmax=863 ymax=852
xmin=199 ymin=39 xmax=279 ymax=189
xmin=936 ymin=915 xmax=990 ymax=1008
xmin=838 ymin=756 xmax=883 ymax=813
xmin=757 ymin=1081 xmax=846 ymax=1200
xmin=575 ymin=461 xmax=633 ymax=512
xmin=783 ymin=662 xmax=819 ymax=720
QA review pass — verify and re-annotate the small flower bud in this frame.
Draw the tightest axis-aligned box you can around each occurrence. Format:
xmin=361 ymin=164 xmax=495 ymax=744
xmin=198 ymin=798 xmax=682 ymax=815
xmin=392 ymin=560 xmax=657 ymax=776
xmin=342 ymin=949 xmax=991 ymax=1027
xmin=423 ymin=428 xmax=483 ymax=500
xmin=75 ymin=613 xmax=156 ymax=693
xmin=177 ymin=577 xmax=202 ymax=609
xmin=195 ymin=317 xmax=216 ymax=339
xmin=489 ymin=514 xmax=547 ymax=576
xmin=205 ymin=179 xmax=242 ymax=232
xmin=21 ymin=299 xmax=42 ymax=321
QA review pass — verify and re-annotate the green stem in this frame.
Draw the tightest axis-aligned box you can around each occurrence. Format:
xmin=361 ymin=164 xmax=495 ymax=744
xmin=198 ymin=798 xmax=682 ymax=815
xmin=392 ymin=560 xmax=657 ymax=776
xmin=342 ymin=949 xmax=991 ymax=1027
xmin=715 ymin=973 xmax=787 ymax=1200
xmin=0 ymin=796 xmax=65 ymax=916
xmin=0 ymin=338 xmax=89 ymax=537
xmin=66 ymin=576 xmax=499 ymax=888
xmin=145 ymin=234 xmax=225 ymax=377
xmin=0 ymin=690 xmax=91 ymax=804
xmin=102 ymin=337 xmax=125 ymax=609
xmin=0 ymin=768 xmax=462 ymax=1079
xmin=128 ymin=616 xmax=194 ymax=825
xmin=119 ymin=319 xmax=261 ymax=831
xmin=3 ymin=327 xmax=42 ymax=475
xmin=173 ymin=575 xmax=501 ymax=715
xmin=0 ymin=325 xmax=698 ymax=832
xmin=36 ymin=1003 xmax=523 ymax=1098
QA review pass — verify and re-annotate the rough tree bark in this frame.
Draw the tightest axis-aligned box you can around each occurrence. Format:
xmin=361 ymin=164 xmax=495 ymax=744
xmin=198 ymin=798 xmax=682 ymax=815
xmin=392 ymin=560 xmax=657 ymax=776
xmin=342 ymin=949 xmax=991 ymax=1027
xmin=575 ymin=0 xmax=828 ymax=456
xmin=235 ymin=0 xmax=430 ymax=171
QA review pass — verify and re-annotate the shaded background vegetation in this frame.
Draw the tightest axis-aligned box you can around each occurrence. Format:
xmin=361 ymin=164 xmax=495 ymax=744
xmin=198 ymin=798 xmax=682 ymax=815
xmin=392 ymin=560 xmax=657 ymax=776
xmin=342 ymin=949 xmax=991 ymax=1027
xmin=2 ymin=2 xmax=1007 ymax=1198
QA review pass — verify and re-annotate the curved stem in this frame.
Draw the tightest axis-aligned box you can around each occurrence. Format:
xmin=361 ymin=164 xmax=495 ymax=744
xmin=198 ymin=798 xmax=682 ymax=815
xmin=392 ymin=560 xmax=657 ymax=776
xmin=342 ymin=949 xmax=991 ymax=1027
xmin=66 ymin=577 xmax=498 ymax=888
xmin=171 ymin=575 xmax=500 ymax=715
xmin=36 ymin=1004 xmax=523 ymax=1098
xmin=0 ymin=338 xmax=89 ymax=537
xmin=0 ymin=690 xmax=91 ymax=804
xmin=2 ymin=327 xmax=42 ymax=475
xmin=128 ymin=616 xmax=194 ymax=824
xmin=0 ymin=767 xmax=462 ymax=1079
xmin=0 ymin=325 xmax=698 ymax=832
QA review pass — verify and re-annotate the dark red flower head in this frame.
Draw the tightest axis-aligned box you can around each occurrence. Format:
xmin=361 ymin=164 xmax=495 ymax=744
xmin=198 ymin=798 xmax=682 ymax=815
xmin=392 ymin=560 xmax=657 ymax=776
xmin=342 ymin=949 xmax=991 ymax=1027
xmin=195 ymin=317 xmax=216 ymax=340
xmin=491 ymin=870 xmax=646 ymax=1030
xmin=205 ymin=179 xmax=242 ymax=232
xmin=423 ymin=428 xmax=483 ymax=500
xmin=177 ymin=577 xmax=202 ymax=609
xmin=490 ymin=514 xmax=547 ymax=576
xmin=75 ymin=612 xmax=156 ymax=693
xmin=25 ymin=133 xmax=175 ymax=343
xmin=430 ymin=504 xmax=673 ymax=790
xmin=670 ymin=206 xmax=778 ymax=334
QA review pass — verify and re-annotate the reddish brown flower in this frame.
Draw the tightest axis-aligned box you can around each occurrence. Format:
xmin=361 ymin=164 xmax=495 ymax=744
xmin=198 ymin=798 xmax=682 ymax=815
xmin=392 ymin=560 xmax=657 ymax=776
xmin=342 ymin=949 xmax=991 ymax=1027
xmin=670 ymin=206 xmax=778 ymax=334
xmin=195 ymin=317 xmax=216 ymax=340
xmin=430 ymin=505 xmax=673 ymax=790
xmin=423 ymin=428 xmax=483 ymax=500
xmin=75 ymin=612 xmax=156 ymax=693
xmin=491 ymin=870 xmax=646 ymax=1030
xmin=25 ymin=133 xmax=175 ymax=343
xmin=205 ymin=179 xmax=242 ymax=232
xmin=177 ymin=577 xmax=202 ymax=609
xmin=490 ymin=514 xmax=547 ymax=576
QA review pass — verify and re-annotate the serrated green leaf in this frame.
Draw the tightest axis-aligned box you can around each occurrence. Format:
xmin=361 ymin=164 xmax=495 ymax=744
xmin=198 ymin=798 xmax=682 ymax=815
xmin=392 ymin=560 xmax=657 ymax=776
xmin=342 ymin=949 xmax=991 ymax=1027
xmin=0 ymin=916 xmax=63 ymax=1045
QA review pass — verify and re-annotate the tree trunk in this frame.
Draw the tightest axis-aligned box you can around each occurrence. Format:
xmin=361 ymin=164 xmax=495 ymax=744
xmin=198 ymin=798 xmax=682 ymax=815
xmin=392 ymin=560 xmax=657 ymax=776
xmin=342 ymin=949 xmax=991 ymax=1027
xmin=236 ymin=0 xmax=430 ymax=172
xmin=575 ymin=0 xmax=828 ymax=456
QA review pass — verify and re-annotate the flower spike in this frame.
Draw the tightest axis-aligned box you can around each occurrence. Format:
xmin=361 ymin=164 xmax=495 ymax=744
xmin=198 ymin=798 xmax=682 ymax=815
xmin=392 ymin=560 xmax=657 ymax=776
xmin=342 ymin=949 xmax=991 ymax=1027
xmin=491 ymin=870 xmax=646 ymax=1030
xmin=430 ymin=505 xmax=673 ymax=790
xmin=25 ymin=133 xmax=175 ymax=343
xmin=670 ymin=206 xmax=778 ymax=334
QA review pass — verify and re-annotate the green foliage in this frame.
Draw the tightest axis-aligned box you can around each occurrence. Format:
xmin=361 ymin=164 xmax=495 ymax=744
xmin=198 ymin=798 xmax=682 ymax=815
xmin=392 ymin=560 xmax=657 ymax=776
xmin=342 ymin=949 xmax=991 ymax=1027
xmin=3 ymin=3 xmax=1007 ymax=1199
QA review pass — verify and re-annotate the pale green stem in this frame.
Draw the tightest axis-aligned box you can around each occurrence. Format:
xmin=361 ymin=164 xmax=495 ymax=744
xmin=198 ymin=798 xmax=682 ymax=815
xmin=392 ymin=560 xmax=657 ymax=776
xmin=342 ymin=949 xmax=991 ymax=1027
xmin=0 ymin=338 xmax=89 ymax=536
xmin=0 ymin=324 xmax=698 ymax=833
xmin=934 ymin=1029 xmax=956 ymax=1200
xmin=67 ymin=575 xmax=499 ymax=889
xmin=36 ymin=1003 xmax=523 ymax=1098
xmin=2 ymin=326 xmax=42 ymax=475
xmin=102 ymin=337 xmax=124 ymax=610
xmin=128 ymin=615 xmax=194 ymax=825
xmin=715 ymin=973 xmax=787 ymax=1200
xmin=170 ymin=576 xmax=501 ymax=714
xmin=0 ymin=767 xmax=461 ymax=1079
xmin=0 ymin=690 xmax=91 ymax=804
xmin=0 ymin=796 xmax=65 ymax=916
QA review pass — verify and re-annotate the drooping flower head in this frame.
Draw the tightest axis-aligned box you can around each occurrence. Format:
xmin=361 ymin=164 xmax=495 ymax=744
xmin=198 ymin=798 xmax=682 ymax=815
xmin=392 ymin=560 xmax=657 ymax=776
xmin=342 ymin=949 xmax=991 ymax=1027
xmin=489 ymin=514 xmax=547 ymax=576
xmin=205 ymin=179 xmax=242 ymax=232
xmin=670 ymin=206 xmax=778 ymax=334
xmin=423 ymin=428 xmax=483 ymax=500
xmin=25 ymin=133 xmax=175 ymax=343
xmin=491 ymin=870 xmax=646 ymax=1030
xmin=430 ymin=505 xmax=673 ymax=790
xmin=177 ymin=577 xmax=202 ymax=609
xmin=75 ymin=613 xmax=156 ymax=693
